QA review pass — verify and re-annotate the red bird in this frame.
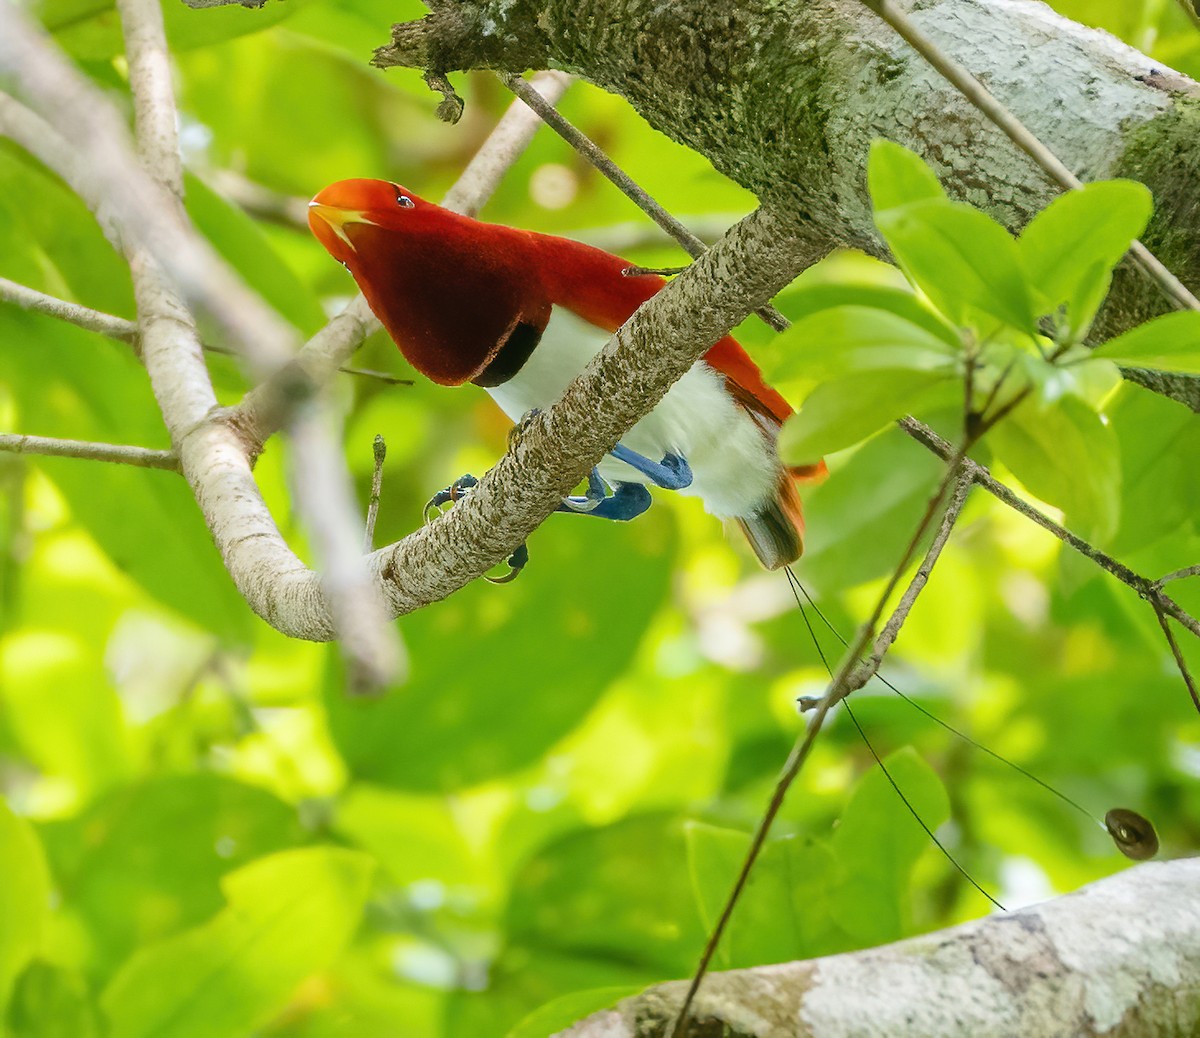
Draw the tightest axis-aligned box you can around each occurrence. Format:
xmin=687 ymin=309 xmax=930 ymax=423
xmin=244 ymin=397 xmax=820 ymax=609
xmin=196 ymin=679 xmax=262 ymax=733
xmin=308 ymin=178 xmax=824 ymax=569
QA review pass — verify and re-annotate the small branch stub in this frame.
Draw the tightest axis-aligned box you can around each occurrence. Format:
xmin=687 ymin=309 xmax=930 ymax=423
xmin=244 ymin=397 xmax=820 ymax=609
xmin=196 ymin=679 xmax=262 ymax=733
xmin=424 ymin=70 xmax=464 ymax=124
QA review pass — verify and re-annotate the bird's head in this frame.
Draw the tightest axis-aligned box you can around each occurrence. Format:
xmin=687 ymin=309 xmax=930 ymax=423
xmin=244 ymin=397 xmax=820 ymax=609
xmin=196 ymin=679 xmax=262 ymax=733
xmin=307 ymin=178 xmax=427 ymax=267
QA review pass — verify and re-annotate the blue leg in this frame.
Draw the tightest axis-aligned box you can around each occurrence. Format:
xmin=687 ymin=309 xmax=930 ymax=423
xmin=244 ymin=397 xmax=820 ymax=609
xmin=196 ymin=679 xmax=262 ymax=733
xmin=609 ymin=444 xmax=693 ymax=490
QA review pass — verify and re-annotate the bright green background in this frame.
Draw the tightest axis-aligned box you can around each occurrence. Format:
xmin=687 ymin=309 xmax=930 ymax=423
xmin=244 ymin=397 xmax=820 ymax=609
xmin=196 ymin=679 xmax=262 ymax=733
xmin=2 ymin=0 xmax=1199 ymax=1034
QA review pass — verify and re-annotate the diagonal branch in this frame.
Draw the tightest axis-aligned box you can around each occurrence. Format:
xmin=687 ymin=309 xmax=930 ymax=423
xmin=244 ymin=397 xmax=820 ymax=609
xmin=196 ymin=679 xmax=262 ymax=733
xmin=496 ymin=73 xmax=1200 ymax=648
xmin=901 ymin=418 xmax=1200 ymax=640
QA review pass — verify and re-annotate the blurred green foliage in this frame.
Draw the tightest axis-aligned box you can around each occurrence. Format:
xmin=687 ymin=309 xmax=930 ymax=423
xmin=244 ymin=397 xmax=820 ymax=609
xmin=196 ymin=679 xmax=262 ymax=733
xmin=1 ymin=0 xmax=1199 ymax=1035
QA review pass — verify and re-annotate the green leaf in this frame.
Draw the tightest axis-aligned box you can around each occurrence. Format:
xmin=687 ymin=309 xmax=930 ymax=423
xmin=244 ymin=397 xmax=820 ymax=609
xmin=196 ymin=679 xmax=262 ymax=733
xmin=40 ymin=775 xmax=306 ymax=980
xmin=1018 ymin=180 xmax=1152 ymax=324
xmin=776 ymin=284 xmax=961 ymax=350
xmin=685 ymin=822 xmax=837 ymax=969
xmin=779 ymin=368 xmax=954 ymax=465
xmin=1 ymin=630 xmax=130 ymax=803
xmin=505 ymin=815 xmax=705 ymax=977
xmin=867 ymin=140 xmax=946 ymax=212
xmin=830 ymin=748 xmax=951 ymax=944
xmin=504 ymin=987 xmax=640 ymax=1038
xmin=1092 ymin=311 xmax=1200 ymax=374
xmin=797 ymin=424 xmax=945 ymax=592
xmin=990 ymin=394 xmax=1121 ymax=541
xmin=876 ymin=199 xmax=1036 ymax=333
xmin=0 ymin=803 xmax=50 ymax=1015
xmin=100 ymin=847 xmax=374 ymax=1038
xmin=772 ymin=306 xmax=961 ymax=386
xmin=1109 ymin=385 xmax=1200 ymax=553
xmin=325 ymin=513 xmax=674 ymax=791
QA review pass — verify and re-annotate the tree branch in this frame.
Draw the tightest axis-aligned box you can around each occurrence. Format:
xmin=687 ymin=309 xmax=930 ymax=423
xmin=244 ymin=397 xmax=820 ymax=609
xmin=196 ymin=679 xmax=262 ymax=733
xmin=495 ymin=73 xmax=1200 ymax=650
xmin=566 ymin=859 xmax=1200 ymax=1038
xmin=110 ymin=0 xmax=402 ymax=686
xmin=375 ymin=0 xmax=1200 ymax=411
xmin=0 ymin=433 xmax=178 ymax=471
xmin=862 ymin=0 xmax=1199 ymax=315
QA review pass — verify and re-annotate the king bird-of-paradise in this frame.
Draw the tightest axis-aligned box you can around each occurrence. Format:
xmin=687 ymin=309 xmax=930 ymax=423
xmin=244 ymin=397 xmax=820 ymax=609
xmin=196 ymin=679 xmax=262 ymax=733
xmin=308 ymin=178 xmax=825 ymax=569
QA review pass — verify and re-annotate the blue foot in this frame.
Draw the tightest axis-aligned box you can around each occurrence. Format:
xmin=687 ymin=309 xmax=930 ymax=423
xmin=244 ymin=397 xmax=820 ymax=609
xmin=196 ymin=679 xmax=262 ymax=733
xmin=609 ymin=444 xmax=693 ymax=490
xmin=556 ymin=480 xmax=651 ymax=522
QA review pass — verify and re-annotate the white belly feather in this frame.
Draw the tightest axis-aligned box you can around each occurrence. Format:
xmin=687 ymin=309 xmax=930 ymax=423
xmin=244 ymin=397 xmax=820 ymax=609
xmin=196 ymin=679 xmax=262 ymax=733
xmin=485 ymin=308 xmax=779 ymax=519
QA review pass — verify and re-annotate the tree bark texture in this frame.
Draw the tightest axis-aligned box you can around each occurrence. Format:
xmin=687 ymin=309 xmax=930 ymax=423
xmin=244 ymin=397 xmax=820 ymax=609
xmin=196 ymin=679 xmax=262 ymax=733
xmin=561 ymin=858 xmax=1200 ymax=1038
xmin=374 ymin=0 xmax=1200 ymax=410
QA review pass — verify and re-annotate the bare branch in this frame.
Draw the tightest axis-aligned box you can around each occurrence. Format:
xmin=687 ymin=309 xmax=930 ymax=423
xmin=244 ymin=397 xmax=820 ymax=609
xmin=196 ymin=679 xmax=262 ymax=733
xmin=0 ymin=433 xmax=178 ymax=471
xmin=0 ymin=275 xmax=137 ymax=341
xmin=861 ymin=469 xmax=974 ymax=677
xmin=444 ymin=70 xmax=570 ymax=216
xmin=1159 ymin=563 xmax=1200 ymax=586
xmin=1151 ymin=600 xmax=1200 ymax=715
xmin=0 ymin=274 xmax=406 ymax=385
xmin=364 ymin=435 xmax=386 ymax=552
xmin=114 ymin=0 xmax=402 ymax=683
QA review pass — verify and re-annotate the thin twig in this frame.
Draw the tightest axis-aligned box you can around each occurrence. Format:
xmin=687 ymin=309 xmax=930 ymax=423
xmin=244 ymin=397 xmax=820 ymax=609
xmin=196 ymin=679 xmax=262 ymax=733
xmin=0 ymin=275 xmax=137 ymax=340
xmin=0 ymin=432 xmax=179 ymax=470
xmin=1159 ymin=564 xmax=1200 ymax=586
xmin=1151 ymin=600 xmax=1200 ymax=714
xmin=500 ymin=72 xmax=793 ymax=334
xmin=364 ymin=435 xmax=386 ymax=552
xmin=862 ymin=0 xmax=1200 ymax=314
xmin=862 ymin=469 xmax=974 ymax=674
xmin=669 ymin=455 xmax=970 ymax=1038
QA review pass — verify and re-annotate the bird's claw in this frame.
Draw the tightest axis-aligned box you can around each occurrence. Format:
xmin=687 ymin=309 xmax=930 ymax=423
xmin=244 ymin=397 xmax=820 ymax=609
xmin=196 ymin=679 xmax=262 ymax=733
xmin=424 ymin=473 xmax=479 ymax=523
xmin=486 ymin=542 xmax=529 ymax=584
xmin=424 ymin=473 xmax=530 ymax=582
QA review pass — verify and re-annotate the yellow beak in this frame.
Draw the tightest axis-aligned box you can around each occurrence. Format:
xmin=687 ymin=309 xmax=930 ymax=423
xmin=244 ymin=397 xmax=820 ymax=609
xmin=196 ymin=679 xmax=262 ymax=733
xmin=307 ymin=202 xmax=374 ymax=248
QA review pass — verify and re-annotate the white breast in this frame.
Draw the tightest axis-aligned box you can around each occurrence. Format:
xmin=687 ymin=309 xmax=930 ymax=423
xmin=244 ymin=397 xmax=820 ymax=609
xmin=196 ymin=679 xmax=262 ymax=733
xmin=485 ymin=307 xmax=779 ymax=519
